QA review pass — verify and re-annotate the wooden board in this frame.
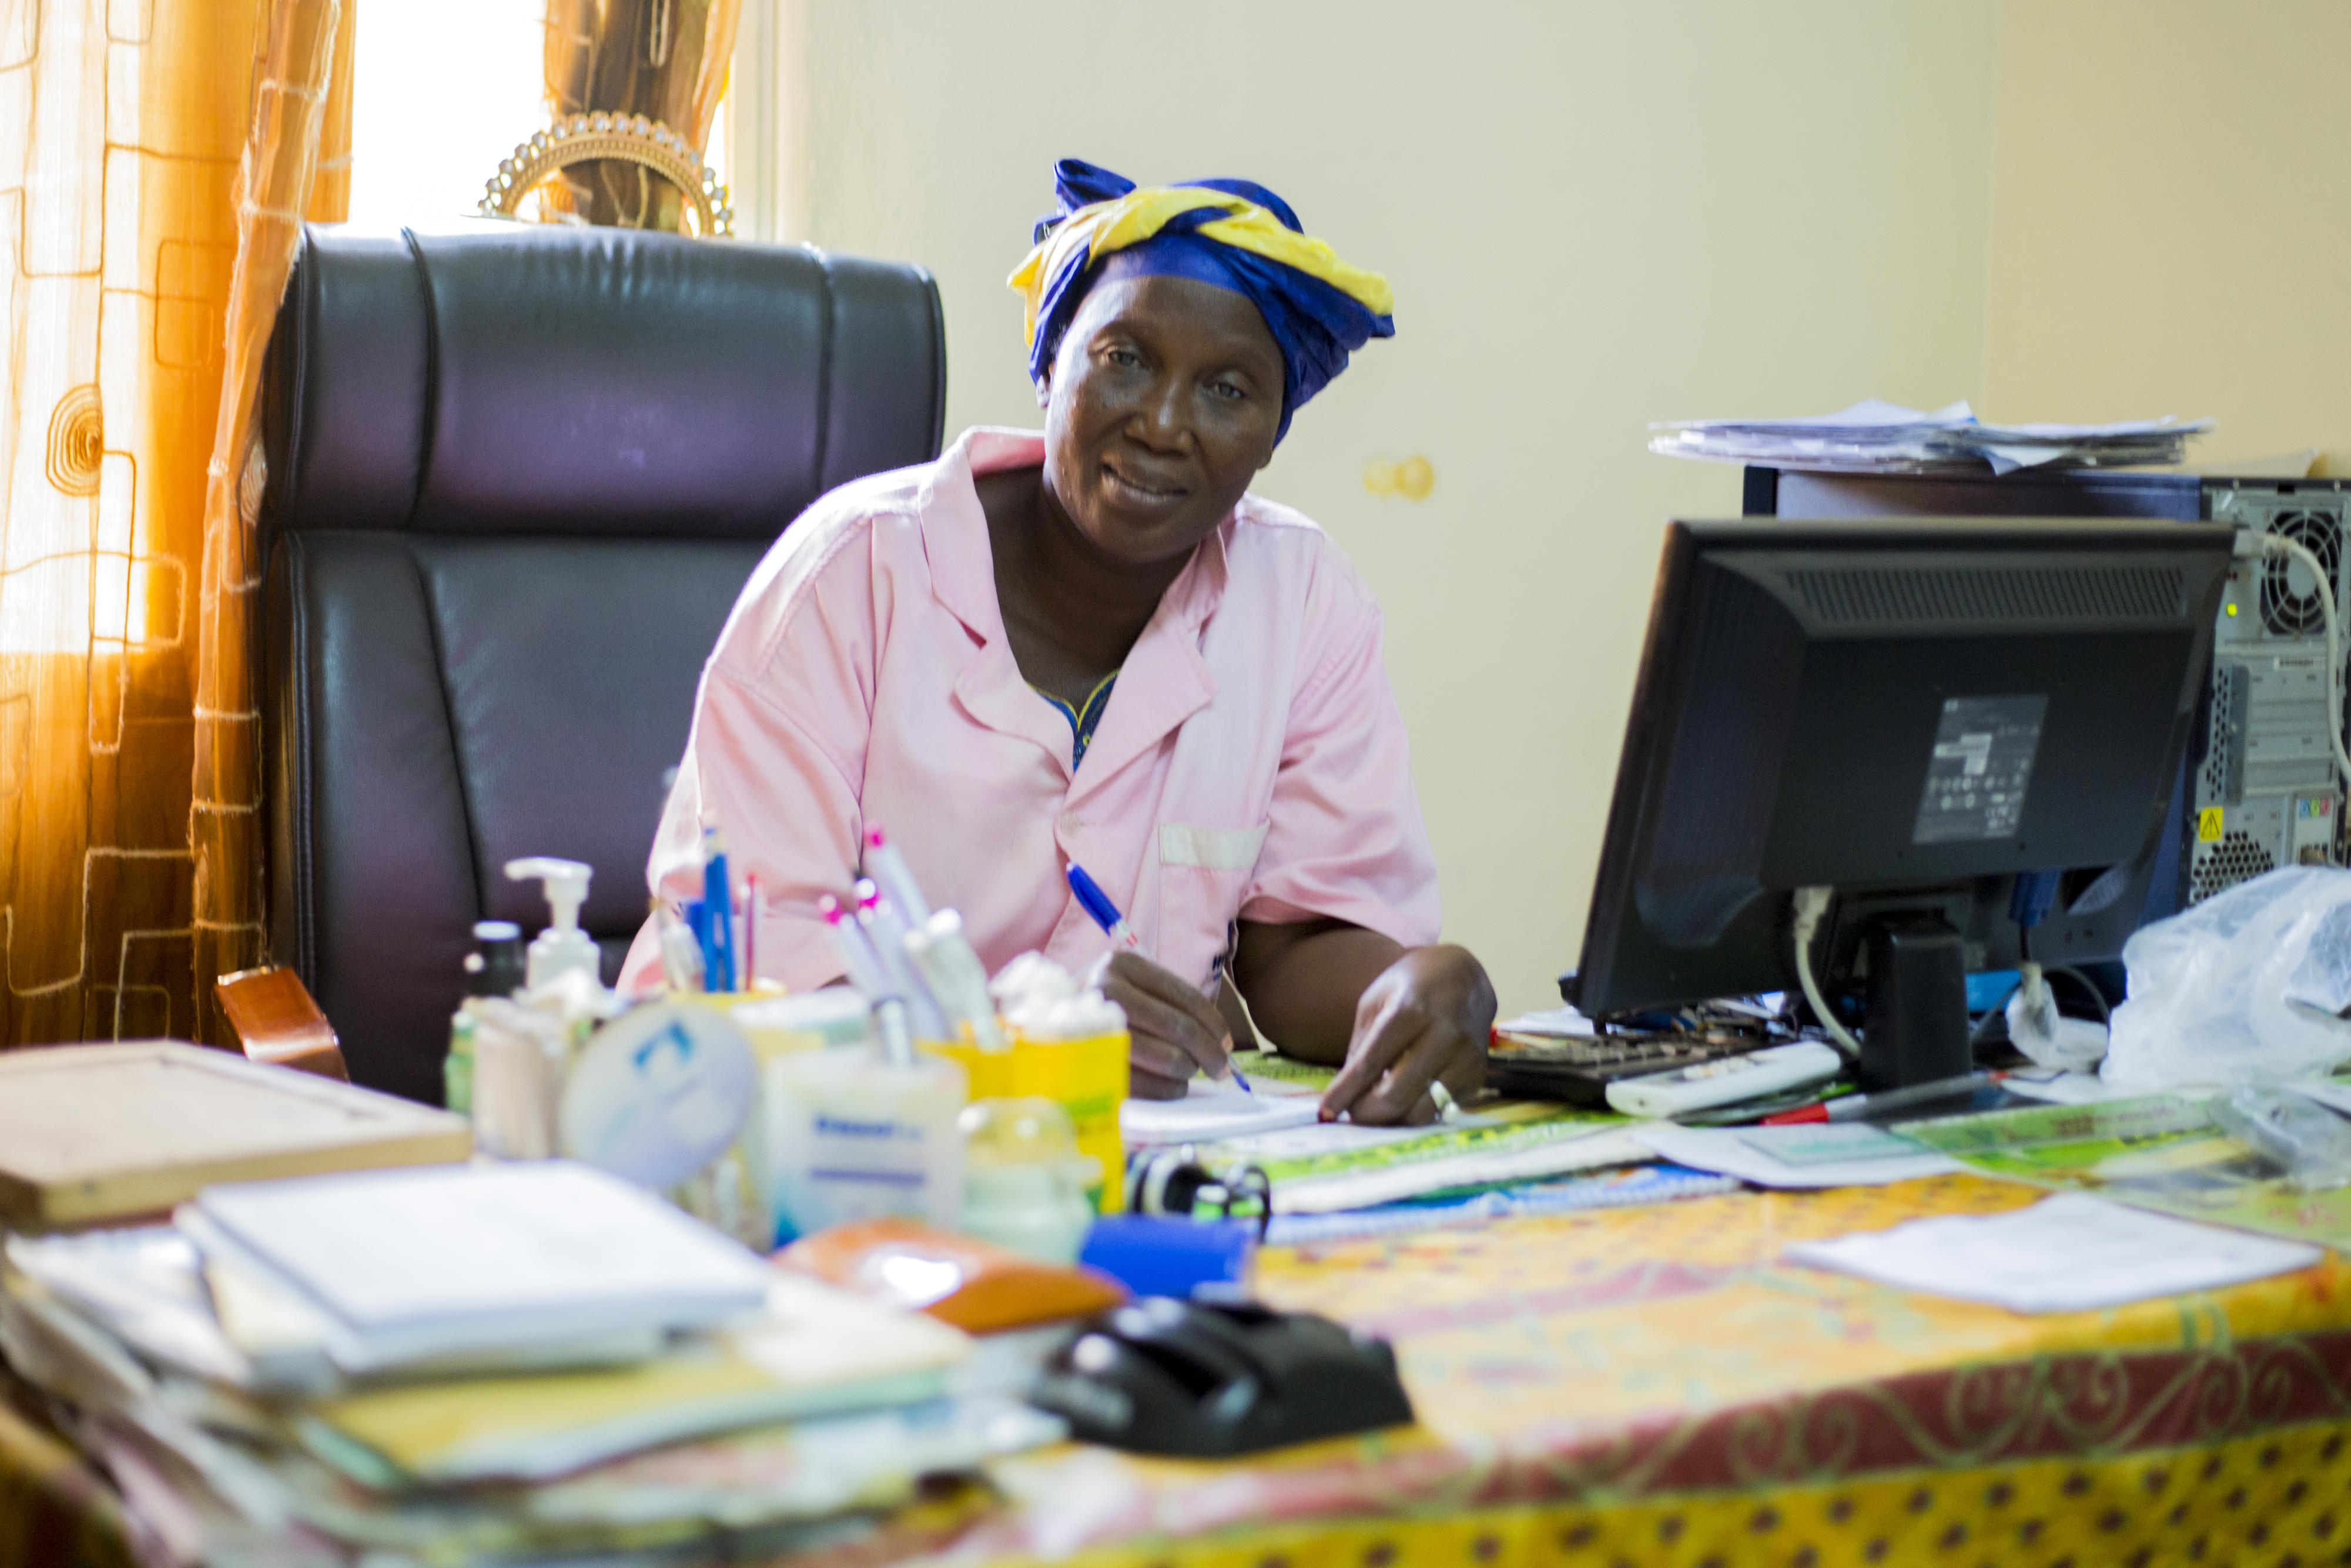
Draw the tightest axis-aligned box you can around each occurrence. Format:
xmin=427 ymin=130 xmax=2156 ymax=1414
xmin=0 ymin=1041 xmax=472 ymax=1228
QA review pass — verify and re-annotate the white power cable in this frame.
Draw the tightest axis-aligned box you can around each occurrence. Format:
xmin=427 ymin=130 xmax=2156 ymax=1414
xmin=2253 ymin=532 xmax=2351 ymax=795
xmin=1790 ymin=886 xmax=1863 ymax=1060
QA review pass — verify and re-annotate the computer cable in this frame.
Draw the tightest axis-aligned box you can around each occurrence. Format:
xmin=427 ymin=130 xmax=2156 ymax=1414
xmin=1968 ymin=963 xmax=2111 ymax=1054
xmin=2245 ymin=529 xmax=2351 ymax=794
xmin=2008 ymin=869 xmax=2058 ymax=1046
xmin=1789 ymin=886 xmax=1863 ymax=1062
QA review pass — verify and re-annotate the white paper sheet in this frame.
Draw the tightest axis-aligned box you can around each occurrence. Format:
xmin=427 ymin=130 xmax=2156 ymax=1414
xmin=1493 ymin=1005 xmax=1599 ymax=1038
xmin=1630 ymin=1123 xmax=1960 ymax=1188
xmin=1784 ymin=1193 xmax=2322 ymax=1313
xmin=1207 ymin=1120 xmax=1456 ymax=1160
xmin=1118 ymin=1077 xmax=1322 ymax=1145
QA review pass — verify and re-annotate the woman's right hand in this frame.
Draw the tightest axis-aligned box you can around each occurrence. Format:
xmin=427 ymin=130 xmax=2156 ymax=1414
xmin=1097 ymin=950 xmax=1233 ymax=1100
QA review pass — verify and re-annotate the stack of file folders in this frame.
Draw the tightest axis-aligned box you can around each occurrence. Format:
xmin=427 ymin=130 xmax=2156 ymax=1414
xmin=0 ymin=1161 xmax=1061 ymax=1567
xmin=1649 ymin=398 xmax=2212 ymax=475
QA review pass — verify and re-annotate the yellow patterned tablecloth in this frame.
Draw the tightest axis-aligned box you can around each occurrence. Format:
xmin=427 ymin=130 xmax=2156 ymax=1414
xmin=12 ymin=1174 xmax=2351 ymax=1568
xmin=926 ymin=1174 xmax=2351 ymax=1568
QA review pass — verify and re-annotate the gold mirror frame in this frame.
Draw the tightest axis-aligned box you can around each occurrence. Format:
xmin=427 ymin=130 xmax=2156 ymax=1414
xmin=478 ymin=112 xmax=734 ymax=237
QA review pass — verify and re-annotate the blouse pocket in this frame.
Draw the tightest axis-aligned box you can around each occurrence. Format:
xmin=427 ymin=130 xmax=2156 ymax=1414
xmin=1158 ymin=823 xmax=1270 ymax=872
xmin=1156 ymin=822 xmax=1271 ymax=990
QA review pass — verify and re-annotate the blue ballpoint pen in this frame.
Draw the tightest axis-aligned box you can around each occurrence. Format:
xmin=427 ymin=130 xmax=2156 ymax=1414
xmin=1066 ymin=862 xmax=1251 ymax=1093
xmin=701 ymin=826 xmax=735 ymax=993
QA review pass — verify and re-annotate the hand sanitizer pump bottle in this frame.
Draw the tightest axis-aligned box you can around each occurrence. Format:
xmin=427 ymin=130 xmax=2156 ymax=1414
xmin=504 ymin=857 xmax=600 ymax=990
xmin=471 ymin=857 xmax=601 ymax=1158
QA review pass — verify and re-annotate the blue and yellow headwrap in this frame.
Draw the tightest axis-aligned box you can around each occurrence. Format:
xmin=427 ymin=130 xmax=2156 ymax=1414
xmin=1009 ymin=159 xmax=1395 ymax=444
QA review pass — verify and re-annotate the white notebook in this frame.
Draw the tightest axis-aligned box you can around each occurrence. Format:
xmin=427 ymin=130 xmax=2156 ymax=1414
xmin=180 ymin=1161 xmax=773 ymax=1373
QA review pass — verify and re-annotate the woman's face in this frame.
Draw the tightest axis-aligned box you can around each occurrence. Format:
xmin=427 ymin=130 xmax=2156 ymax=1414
xmin=1041 ymin=274 xmax=1285 ymax=568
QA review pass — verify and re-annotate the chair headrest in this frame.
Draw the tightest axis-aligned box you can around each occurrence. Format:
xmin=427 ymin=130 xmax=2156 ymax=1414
xmin=260 ymin=223 xmax=946 ymax=539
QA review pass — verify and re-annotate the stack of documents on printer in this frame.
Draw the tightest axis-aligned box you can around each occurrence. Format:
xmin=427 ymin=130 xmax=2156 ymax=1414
xmin=1650 ymin=398 xmax=2212 ymax=476
xmin=0 ymin=1161 xmax=1059 ymax=1566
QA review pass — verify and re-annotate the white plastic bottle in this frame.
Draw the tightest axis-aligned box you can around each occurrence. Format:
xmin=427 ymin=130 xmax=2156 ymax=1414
xmin=504 ymin=857 xmax=600 ymax=990
xmin=763 ymin=999 xmax=967 ymax=1241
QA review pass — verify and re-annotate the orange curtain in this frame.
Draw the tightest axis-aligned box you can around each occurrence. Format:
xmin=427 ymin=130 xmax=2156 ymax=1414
xmin=190 ymin=0 xmax=348 ymax=1046
xmin=0 ymin=0 xmax=348 ymax=1049
xmin=541 ymin=0 xmax=739 ymax=229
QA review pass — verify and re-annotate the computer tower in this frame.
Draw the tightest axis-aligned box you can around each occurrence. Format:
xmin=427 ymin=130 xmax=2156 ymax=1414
xmin=2195 ymin=484 xmax=2349 ymax=896
xmin=1748 ymin=467 xmax=2351 ymax=908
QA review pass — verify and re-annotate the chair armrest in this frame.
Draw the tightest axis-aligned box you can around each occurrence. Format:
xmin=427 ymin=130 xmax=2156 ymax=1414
xmin=215 ymin=967 xmax=350 ymax=1082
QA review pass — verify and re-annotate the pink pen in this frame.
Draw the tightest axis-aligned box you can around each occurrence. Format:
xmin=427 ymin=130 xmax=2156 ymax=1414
xmin=863 ymin=826 xmax=932 ymax=923
xmin=819 ymin=893 xmax=894 ymax=999
xmin=857 ymin=880 xmax=950 ymax=1040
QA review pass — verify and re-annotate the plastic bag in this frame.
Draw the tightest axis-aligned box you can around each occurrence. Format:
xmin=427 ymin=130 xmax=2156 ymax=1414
xmin=2104 ymin=865 xmax=2351 ymax=1091
xmin=2211 ymin=1085 xmax=2351 ymax=1191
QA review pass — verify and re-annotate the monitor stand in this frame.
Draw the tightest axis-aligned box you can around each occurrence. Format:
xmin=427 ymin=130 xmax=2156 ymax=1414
xmin=1857 ymin=913 xmax=1973 ymax=1090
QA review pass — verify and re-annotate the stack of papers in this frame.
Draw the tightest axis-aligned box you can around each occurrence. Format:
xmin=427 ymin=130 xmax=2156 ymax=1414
xmin=0 ymin=1162 xmax=1058 ymax=1565
xmin=1785 ymin=1193 xmax=2322 ymax=1312
xmin=304 ymin=1275 xmax=972 ymax=1482
xmin=178 ymin=1161 xmax=776 ymax=1375
xmin=1650 ymin=398 xmax=2212 ymax=476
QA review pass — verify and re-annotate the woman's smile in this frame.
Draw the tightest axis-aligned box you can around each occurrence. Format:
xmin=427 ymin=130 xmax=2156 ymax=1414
xmin=1100 ymin=455 xmax=1189 ymax=508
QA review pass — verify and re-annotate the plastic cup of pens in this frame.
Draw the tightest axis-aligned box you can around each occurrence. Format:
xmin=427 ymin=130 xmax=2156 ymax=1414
xmin=809 ymin=832 xmax=1134 ymax=1218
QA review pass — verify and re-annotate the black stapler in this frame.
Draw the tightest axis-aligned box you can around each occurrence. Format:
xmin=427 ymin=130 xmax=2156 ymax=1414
xmin=1027 ymin=1296 xmax=1415 ymax=1457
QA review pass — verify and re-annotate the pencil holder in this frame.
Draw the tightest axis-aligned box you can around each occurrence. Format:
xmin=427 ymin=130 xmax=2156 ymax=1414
xmin=924 ymin=1026 xmax=1129 ymax=1213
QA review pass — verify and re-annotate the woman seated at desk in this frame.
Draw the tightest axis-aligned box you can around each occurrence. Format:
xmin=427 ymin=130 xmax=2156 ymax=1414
xmin=624 ymin=160 xmax=1494 ymax=1125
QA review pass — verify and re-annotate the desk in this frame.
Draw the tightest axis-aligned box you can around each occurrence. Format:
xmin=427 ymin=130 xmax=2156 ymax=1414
xmin=8 ymin=1173 xmax=2351 ymax=1568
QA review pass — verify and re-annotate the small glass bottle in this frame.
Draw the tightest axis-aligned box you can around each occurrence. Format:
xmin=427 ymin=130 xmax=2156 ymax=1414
xmin=446 ymin=920 xmax=525 ymax=1115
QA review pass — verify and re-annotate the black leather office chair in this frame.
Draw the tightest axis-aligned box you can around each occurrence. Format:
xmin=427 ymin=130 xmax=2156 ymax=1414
xmin=257 ymin=223 xmax=945 ymax=1103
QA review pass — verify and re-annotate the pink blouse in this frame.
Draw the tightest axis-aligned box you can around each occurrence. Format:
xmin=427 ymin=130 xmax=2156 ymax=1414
xmin=620 ymin=427 xmax=1441 ymax=996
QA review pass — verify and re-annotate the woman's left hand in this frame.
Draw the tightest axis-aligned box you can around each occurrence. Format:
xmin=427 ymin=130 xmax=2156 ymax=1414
xmin=1317 ymin=944 xmax=1496 ymax=1125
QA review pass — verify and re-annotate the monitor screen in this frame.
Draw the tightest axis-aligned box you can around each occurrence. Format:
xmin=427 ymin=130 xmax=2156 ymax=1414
xmin=1571 ymin=517 xmax=2233 ymax=1081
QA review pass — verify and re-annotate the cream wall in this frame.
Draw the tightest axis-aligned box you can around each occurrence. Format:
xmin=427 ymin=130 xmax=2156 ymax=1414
xmin=770 ymin=2 xmax=2001 ymax=1014
xmin=1982 ymin=2 xmax=2351 ymax=475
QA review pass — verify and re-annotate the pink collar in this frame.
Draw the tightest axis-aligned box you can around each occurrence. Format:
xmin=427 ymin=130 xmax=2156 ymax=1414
xmin=917 ymin=427 xmax=1233 ymax=788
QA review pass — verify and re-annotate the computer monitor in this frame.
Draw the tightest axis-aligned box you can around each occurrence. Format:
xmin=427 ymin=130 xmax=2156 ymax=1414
xmin=1569 ymin=518 xmax=2235 ymax=1088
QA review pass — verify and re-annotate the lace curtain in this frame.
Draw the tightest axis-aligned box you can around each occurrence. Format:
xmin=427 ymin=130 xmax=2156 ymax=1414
xmin=0 ymin=0 xmax=351 ymax=1047
xmin=542 ymin=0 xmax=738 ymax=229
